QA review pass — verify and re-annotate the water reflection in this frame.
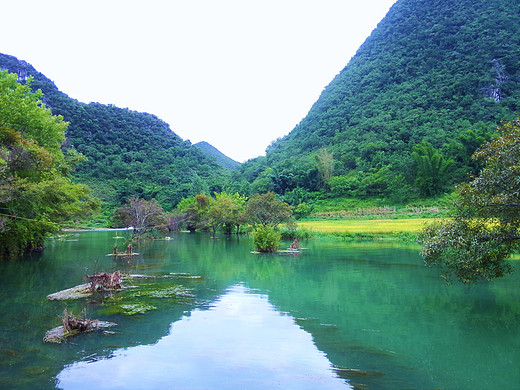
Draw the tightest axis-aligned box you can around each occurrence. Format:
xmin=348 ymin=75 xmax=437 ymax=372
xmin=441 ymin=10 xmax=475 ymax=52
xmin=57 ymin=284 xmax=351 ymax=390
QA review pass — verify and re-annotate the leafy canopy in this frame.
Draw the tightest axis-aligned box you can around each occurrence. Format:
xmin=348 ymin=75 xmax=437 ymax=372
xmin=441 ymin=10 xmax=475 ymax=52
xmin=252 ymin=225 xmax=281 ymax=253
xmin=245 ymin=192 xmax=293 ymax=227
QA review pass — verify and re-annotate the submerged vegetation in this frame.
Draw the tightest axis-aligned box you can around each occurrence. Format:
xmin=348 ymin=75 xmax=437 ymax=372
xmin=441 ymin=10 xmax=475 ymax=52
xmin=44 ymin=270 xmax=197 ymax=342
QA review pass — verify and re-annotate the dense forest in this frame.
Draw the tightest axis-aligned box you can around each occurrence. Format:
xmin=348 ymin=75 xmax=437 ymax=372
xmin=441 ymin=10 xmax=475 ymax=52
xmin=0 ymin=53 xmax=231 ymax=219
xmin=238 ymin=0 xmax=520 ymax=203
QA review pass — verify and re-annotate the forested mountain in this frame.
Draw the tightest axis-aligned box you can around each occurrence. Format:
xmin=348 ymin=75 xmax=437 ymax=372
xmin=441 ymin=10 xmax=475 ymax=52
xmin=194 ymin=141 xmax=241 ymax=171
xmin=0 ymin=54 xmax=229 ymax=213
xmin=3 ymin=0 xmax=520 ymax=217
xmin=239 ymin=0 xmax=520 ymax=202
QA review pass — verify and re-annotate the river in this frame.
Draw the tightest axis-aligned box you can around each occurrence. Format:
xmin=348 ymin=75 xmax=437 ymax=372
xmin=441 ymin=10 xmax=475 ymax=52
xmin=0 ymin=231 xmax=518 ymax=389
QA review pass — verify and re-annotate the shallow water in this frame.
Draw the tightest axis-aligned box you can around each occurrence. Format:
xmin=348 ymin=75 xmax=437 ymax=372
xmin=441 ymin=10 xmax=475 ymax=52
xmin=0 ymin=231 xmax=519 ymax=389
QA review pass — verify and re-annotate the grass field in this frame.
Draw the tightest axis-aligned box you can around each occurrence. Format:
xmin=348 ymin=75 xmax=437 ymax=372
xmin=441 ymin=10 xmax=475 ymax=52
xmin=296 ymin=218 xmax=437 ymax=234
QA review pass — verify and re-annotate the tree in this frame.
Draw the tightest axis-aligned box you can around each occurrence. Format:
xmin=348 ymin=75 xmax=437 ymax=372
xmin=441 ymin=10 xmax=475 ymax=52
xmin=418 ymin=119 xmax=520 ymax=283
xmin=175 ymin=193 xmax=212 ymax=232
xmin=245 ymin=192 xmax=293 ymax=227
xmin=207 ymin=192 xmax=246 ymax=235
xmin=112 ymin=196 xmax=167 ymax=238
xmin=315 ymin=148 xmax=334 ymax=188
xmin=0 ymin=70 xmax=99 ymax=257
xmin=412 ymin=141 xmax=454 ymax=196
xmin=245 ymin=192 xmax=293 ymax=253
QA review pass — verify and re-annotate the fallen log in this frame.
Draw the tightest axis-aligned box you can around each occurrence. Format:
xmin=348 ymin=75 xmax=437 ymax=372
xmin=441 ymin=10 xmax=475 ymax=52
xmin=47 ymin=271 xmax=125 ymax=300
xmin=46 ymin=283 xmax=92 ymax=300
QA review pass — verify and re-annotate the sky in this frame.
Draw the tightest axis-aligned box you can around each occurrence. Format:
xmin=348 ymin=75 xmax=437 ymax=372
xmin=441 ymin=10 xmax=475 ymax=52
xmin=1 ymin=0 xmax=397 ymax=162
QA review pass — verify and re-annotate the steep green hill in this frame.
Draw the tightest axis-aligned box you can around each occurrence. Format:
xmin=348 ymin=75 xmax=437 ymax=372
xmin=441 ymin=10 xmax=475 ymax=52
xmin=194 ymin=141 xmax=241 ymax=171
xmin=0 ymin=53 xmax=229 ymax=214
xmin=240 ymin=0 xmax=520 ymax=201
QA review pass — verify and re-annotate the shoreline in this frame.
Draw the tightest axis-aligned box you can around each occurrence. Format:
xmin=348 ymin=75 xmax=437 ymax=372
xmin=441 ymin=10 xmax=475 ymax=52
xmin=60 ymin=227 xmax=133 ymax=232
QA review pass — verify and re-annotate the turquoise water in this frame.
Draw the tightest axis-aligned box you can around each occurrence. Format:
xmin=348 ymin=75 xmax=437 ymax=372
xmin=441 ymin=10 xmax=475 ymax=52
xmin=0 ymin=231 xmax=519 ymax=389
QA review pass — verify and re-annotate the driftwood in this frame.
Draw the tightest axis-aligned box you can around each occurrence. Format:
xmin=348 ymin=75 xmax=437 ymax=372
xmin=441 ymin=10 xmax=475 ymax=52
xmin=109 ymin=244 xmax=139 ymax=256
xmin=47 ymin=271 xmax=125 ymax=300
xmin=43 ymin=309 xmax=116 ymax=343
xmin=290 ymin=238 xmax=300 ymax=250
xmin=62 ymin=308 xmax=96 ymax=332
xmin=46 ymin=283 xmax=92 ymax=300
xmin=87 ymin=271 xmax=122 ymax=292
xmin=43 ymin=321 xmax=117 ymax=343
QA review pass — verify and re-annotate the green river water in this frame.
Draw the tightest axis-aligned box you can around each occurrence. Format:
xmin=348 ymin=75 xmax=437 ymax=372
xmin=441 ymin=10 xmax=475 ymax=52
xmin=0 ymin=230 xmax=518 ymax=389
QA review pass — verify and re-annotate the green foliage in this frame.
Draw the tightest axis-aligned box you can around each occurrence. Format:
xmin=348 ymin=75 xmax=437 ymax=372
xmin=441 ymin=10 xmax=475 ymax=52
xmin=0 ymin=70 xmax=99 ymax=257
xmin=175 ymin=192 xmax=246 ymax=234
xmin=280 ymin=227 xmax=315 ymax=240
xmin=245 ymin=192 xmax=293 ymax=227
xmin=208 ymin=192 xmax=246 ymax=235
xmin=328 ymin=173 xmax=361 ymax=196
xmin=252 ymin=225 xmax=281 ymax=253
xmin=193 ymin=141 xmax=241 ymax=171
xmin=419 ymin=119 xmax=520 ymax=283
xmin=315 ymin=148 xmax=334 ymax=188
xmin=293 ymin=202 xmax=312 ymax=220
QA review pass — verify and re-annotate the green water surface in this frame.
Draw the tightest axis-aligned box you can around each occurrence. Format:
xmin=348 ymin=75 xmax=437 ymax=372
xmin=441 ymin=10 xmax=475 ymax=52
xmin=0 ymin=231 xmax=518 ymax=389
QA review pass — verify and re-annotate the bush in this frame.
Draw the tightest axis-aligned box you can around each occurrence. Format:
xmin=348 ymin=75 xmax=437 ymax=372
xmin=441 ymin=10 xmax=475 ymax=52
xmin=252 ymin=225 xmax=281 ymax=252
xmin=294 ymin=202 xmax=312 ymax=219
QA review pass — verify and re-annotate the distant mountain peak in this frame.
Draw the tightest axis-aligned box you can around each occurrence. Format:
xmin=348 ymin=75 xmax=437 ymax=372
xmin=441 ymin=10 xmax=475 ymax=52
xmin=194 ymin=141 xmax=241 ymax=171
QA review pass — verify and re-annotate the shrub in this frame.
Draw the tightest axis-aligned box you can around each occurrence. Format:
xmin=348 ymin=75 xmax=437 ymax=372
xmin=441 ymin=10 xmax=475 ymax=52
xmin=294 ymin=202 xmax=312 ymax=219
xmin=252 ymin=225 xmax=281 ymax=252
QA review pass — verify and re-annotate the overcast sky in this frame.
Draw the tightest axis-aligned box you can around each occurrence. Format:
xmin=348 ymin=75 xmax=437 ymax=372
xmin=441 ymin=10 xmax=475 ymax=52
xmin=2 ymin=0 xmax=397 ymax=162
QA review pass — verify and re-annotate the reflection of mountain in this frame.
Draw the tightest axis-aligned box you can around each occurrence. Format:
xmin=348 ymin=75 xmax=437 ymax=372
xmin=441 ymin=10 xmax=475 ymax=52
xmin=57 ymin=285 xmax=351 ymax=390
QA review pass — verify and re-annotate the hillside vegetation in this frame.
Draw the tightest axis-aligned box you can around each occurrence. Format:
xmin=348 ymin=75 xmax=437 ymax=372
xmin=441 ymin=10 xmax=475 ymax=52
xmin=194 ymin=141 xmax=241 ymax=171
xmin=239 ymin=0 xmax=520 ymax=204
xmin=0 ymin=54 xmax=229 ymax=218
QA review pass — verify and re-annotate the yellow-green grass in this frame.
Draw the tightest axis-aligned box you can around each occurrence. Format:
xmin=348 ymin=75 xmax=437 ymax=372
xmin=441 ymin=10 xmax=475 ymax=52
xmin=296 ymin=218 xmax=437 ymax=234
